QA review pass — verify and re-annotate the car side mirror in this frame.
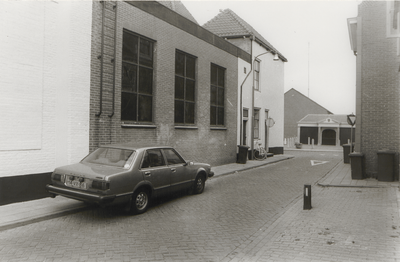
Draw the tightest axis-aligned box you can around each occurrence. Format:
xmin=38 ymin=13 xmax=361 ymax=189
xmin=184 ymin=161 xmax=193 ymax=166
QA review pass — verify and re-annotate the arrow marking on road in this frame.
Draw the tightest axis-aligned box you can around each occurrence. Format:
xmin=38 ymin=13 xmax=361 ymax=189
xmin=310 ymin=160 xmax=329 ymax=166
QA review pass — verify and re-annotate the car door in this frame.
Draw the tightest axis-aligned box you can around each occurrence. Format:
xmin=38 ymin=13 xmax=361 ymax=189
xmin=140 ymin=149 xmax=171 ymax=197
xmin=162 ymin=148 xmax=191 ymax=192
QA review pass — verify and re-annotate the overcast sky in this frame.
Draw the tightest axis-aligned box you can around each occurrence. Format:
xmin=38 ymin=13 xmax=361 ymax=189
xmin=182 ymin=0 xmax=361 ymax=114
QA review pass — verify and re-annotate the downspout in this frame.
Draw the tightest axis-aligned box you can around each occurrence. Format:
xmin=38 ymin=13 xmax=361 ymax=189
xmin=239 ymin=36 xmax=253 ymax=146
xmin=108 ymin=2 xmax=117 ymax=118
xmin=95 ymin=1 xmax=105 ymax=117
xmin=250 ymin=35 xmax=255 ymax=159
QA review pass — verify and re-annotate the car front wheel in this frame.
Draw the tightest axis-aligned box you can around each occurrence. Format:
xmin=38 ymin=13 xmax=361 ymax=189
xmin=194 ymin=174 xmax=205 ymax=194
xmin=129 ymin=189 xmax=150 ymax=214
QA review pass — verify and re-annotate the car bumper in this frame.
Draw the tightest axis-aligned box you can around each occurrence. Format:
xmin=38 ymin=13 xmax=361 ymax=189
xmin=208 ymin=171 xmax=214 ymax=178
xmin=46 ymin=184 xmax=117 ymax=205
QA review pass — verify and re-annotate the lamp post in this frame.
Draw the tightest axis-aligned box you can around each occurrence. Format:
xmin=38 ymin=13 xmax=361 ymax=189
xmin=347 ymin=113 xmax=356 ymax=152
xmin=248 ymin=51 xmax=279 ymax=160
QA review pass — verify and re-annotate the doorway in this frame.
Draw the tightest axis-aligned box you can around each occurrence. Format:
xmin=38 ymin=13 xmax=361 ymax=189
xmin=322 ymin=129 xmax=336 ymax=145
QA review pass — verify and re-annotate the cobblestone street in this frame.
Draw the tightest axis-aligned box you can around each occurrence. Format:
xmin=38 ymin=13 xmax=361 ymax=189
xmin=0 ymin=151 xmax=399 ymax=261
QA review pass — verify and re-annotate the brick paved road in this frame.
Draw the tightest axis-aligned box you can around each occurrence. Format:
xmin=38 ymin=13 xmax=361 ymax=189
xmin=0 ymin=151 xmax=398 ymax=261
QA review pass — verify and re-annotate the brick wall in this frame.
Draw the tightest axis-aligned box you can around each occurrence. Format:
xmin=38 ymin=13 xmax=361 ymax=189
xmin=358 ymin=1 xmax=400 ymax=179
xmin=90 ymin=2 xmax=240 ymax=166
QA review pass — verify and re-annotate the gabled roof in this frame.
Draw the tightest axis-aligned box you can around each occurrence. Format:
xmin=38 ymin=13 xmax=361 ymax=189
xmin=285 ymin=88 xmax=333 ymax=114
xmin=203 ymin=9 xmax=287 ymax=62
xmin=157 ymin=1 xmax=198 ymax=24
xmin=298 ymin=114 xmax=350 ymax=124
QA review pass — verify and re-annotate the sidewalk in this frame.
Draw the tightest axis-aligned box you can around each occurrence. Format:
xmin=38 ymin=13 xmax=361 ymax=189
xmin=0 ymin=153 xmax=398 ymax=233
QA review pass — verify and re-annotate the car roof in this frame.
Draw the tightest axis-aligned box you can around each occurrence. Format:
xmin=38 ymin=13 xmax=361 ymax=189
xmin=99 ymin=144 xmax=174 ymax=151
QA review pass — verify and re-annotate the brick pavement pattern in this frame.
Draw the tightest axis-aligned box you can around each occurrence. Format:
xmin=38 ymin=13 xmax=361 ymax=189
xmin=0 ymin=151 xmax=399 ymax=261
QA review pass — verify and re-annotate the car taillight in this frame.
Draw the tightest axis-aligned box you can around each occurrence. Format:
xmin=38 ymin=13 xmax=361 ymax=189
xmin=52 ymin=173 xmax=65 ymax=182
xmin=91 ymin=180 xmax=109 ymax=190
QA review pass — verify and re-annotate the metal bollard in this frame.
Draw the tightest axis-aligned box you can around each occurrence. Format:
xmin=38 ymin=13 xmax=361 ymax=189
xmin=303 ymin=184 xmax=312 ymax=210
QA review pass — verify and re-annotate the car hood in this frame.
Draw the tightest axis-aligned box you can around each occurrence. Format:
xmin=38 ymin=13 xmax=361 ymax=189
xmin=54 ymin=162 xmax=126 ymax=180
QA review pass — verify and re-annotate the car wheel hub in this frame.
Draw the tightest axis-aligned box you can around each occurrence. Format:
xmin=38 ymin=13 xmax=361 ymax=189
xmin=136 ymin=192 xmax=147 ymax=210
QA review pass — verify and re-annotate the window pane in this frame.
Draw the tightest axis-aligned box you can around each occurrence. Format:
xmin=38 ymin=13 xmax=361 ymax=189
xmin=210 ymin=85 xmax=217 ymax=105
xmin=121 ymin=63 xmax=137 ymax=92
xmin=175 ymin=100 xmax=184 ymax=124
xmin=211 ymin=65 xmax=217 ymax=85
xmin=163 ymin=148 xmax=186 ymax=165
xmin=175 ymin=76 xmax=184 ymax=99
xmin=121 ymin=92 xmax=137 ymax=121
xmin=138 ymin=67 xmax=153 ymax=95
xmin=217 ymin=107 xmax=224 ymax=125
xmin=217 ymin=87 xmax=224 ymax=106
xmin=186 ymin=56 xmax=196 ymax=79
xmin=218 ymin=67 xmax=225 ymax=87
xmin=186 ymin=79 xmax=195 ymax=102
xmin=175 ymin=52 xmax=185 ymax=76
xmin=122 ymin=32 xmax=138 ymax=63
xmin=185 ymin=102 xmax=195 ymax=124
xmin=210 ymin=106 xmax=216 ymax=125
xmin=139 ymin=38 xmax=153 ymax=67
xmin=138 ymin=95 xmax=152 ymax=122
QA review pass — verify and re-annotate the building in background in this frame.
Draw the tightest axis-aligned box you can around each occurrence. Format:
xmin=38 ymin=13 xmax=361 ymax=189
xmin=297 ymin=114 xmax=354 ymax=146
xmin=203 ymin=9 xmax=287 ymax=156
xmin=284 ymin=88 xmax=333 ymax=143
xmin=347 ymin=1 xmax=400 ymax=180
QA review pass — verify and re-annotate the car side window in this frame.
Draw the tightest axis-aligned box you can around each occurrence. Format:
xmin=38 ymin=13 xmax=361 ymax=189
xmin=163 ymin=149 xmax=186 ymax=165
xmin=141 ymin=149 xmax=166 ymax=169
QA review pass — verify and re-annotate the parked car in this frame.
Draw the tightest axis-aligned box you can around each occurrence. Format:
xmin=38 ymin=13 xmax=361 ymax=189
xmin=46 ymin=145 xmax=214 ymax=214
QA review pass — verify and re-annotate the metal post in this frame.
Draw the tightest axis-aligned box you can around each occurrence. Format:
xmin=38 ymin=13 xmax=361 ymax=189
xmin=303 ymin=184 xmax=312 ymax=210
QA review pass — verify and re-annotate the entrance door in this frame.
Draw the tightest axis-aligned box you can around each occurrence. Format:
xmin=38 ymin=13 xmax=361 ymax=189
xmin=322 ymin=129 xmax=336 ymax=145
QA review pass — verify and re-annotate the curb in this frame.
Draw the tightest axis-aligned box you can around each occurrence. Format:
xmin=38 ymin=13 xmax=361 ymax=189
xmin=212 ymin=156 xmax=295 ymax=178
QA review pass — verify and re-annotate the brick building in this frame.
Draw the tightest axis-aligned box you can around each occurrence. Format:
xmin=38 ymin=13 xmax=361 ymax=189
xmin=347 ymin=1 xmax=400 ymax=180
xmin=203 ymin=9 xmax=287 ymax=156
xmin=90 ymin=1 xmax=251 ymax=166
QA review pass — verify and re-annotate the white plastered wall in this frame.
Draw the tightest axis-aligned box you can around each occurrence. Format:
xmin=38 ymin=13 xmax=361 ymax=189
xmin=0 ymin=1 xmax=92 ymax=177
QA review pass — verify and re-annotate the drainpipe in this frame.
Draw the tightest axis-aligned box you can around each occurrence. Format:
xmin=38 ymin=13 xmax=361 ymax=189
xmin=108 ymin=3 xmax=117 ymax=118
xmin=239 ymin=36 xmax=253 ymax=146
xmin=95 ymin=1 xmax=105 ymax=117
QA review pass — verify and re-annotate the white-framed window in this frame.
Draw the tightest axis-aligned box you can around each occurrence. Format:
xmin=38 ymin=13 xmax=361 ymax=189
xmin=254 ymin=59 xmax=260 ymax=91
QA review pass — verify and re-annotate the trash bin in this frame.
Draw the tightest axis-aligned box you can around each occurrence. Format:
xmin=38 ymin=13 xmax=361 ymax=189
xmin=349 ymin=152 xmax=364 ymax=180
xmin=237 ymin=145 xmax=249 ymax=164
xmin=377 ymin=150 xmax=396 ymax=182
xmin=342 ymin=144 xmax=352 ymax=164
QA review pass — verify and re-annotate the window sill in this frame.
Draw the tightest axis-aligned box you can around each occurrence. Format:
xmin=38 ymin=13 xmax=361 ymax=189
xmin=175 ymin=126 xmax=198 ymax=130
xmin=121 ymin=124 xmax=157 ymax=129
xmin=210 ymin=127 xmax=227 ymax=130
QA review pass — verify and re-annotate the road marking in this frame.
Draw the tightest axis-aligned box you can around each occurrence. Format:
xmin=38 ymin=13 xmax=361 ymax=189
xmin=310 ymin=160 xmax=329 ymax=166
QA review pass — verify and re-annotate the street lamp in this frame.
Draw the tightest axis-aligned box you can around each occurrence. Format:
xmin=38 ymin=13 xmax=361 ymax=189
xmin=347 ymin=113 xmax=356 ymax=152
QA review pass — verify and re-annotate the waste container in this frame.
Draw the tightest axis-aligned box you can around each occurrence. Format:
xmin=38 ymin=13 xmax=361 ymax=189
xmin=349 ymin=152 xmax=364 ymax=180
xmin=377 ymin=150 xmax=396 ymax=182
xmin=342 ymin=144 xmax=352 ymax=164
xmin=237 ymin=145 xmax=249 ymax=164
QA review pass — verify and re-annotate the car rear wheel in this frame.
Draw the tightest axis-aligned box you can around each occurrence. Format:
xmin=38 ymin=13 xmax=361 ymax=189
xmin=129 ymin=189 xmax=150 ymax=214
xmin=194 ymin=174 xmax=205 ymax=194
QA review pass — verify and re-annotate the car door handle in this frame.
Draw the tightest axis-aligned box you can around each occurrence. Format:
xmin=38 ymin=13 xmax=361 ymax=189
xmin=144 ymin=171 xmax=151 ymax=176
xmin=171 ymin=168 xmax=176 ymax=173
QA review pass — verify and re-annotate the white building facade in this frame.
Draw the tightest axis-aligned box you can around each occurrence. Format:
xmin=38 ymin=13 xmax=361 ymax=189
xmin=0 ymin=1 xmax=92 ymax=204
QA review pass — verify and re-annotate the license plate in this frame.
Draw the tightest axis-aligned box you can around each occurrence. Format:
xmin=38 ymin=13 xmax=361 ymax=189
xmin=66 ymin=177 xmax=88 ymax=190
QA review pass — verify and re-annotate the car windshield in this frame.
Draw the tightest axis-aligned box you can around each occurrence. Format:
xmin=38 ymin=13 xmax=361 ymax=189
xmin=82 ymin=148 xmax=136 ymax=169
